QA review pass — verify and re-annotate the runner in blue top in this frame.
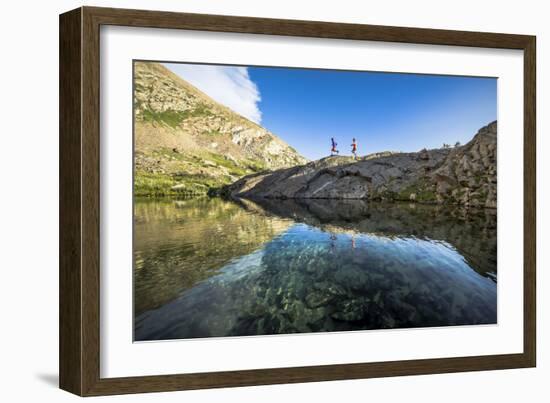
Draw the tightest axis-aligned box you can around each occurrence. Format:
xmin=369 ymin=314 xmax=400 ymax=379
xmin=331 ymin=137 xmax=339 ymax=156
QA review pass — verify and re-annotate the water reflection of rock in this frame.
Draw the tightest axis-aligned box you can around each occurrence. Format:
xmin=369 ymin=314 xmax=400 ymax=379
xmin=135 ymin=222 xmax=496 ymax=341
xmin=134 ymin=198 xmax=292 ymax=315
xmin=238 ymin=198 xmax=497 ymax=279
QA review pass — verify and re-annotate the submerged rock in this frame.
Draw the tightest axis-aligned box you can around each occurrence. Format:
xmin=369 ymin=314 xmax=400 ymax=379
xmin=331 ymin=298 xmax=370 ymax=322
xmin=305 ymin=291 xmax=334 ymax=308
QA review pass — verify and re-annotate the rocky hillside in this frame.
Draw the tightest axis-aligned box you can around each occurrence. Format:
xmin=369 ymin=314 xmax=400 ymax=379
xmin=227 ymin=121 xmax=497 ymax=208
xmin=134 ymin=62 xmax=307 ymax=196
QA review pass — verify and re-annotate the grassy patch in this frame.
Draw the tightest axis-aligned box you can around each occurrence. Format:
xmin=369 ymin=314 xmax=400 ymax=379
xmin=134 ymin=171 xmax=220 ymax=197
xmin=201 ymin=153 xmax=267 ymax=176
xmin=202 ymin=129 xmax=222 ymax=136
xmin=134 ymin=171 xmax=177 ymax=197
xmin=396 ymin=186 xmax=416 ymax=201
xmin=192 ymin=103 xmax=213 ymax=117
xmin=170 ymin=172 xmax=234 ymax=197
xmin=152 ymin=148 xmax=190 ymax=162
xmin=372 ymin=189 xmax=397 ymax=201
xmin=135 ymin=169 xmax=237 ymax=197
xmin=243 ymin=159 xmax=268 ymax=173
xmin=150 ymin=148 xmax=265 ymax=177
xmin=141 ymin=109 xmax=190 ymax=128
xmin=395 ymin=181 xmax=437 ymax=203
xmin=135 ymin=147 xmax=268 ymax=197
xmin=139 ymin=103 xmax=213 ymax=128
xmin=415 ymin=189 xmax=437 ymax=202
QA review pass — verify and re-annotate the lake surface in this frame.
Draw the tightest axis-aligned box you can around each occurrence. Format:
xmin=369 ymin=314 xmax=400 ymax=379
xmin=134 ymin=198 xmax=497 ymax=341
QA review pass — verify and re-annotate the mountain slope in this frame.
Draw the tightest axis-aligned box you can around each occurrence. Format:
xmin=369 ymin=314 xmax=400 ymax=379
xmin=227 ymin=121 xmax=497 ymax=208
xmin=133 ymin=62 xmax=307 ymax=196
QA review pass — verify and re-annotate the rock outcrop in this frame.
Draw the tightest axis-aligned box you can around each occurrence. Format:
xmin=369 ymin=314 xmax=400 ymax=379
xmin=227 ymin=121 xmax=497 ymax=208
xmin=134 ymin=62 xmax=307 ymax=196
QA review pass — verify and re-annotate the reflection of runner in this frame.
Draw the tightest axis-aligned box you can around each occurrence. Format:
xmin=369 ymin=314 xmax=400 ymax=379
xmin=331 ymin=137 xmax=339 ymax=155
xmin=330 ymin=233 xmax=337 ymax=252
xmin=351 ymin=138 xmax=358 ymax=159
xmin=351 ymin=234 xmax=356 ymax=249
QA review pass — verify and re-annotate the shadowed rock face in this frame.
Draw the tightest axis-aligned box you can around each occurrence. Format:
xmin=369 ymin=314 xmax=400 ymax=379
xmin=226 ymin=121 xmax=497 ymax=208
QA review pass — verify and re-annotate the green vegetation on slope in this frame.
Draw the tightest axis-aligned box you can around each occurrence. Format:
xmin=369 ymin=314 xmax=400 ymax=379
xmin=138 ymin=103 xmax=213 ymax=129
xmin=134 ymin=148 xmax=268 ymax=197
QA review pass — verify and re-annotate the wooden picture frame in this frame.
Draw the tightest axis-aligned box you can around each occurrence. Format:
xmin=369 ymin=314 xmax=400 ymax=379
xmin=59 ymin=6 xmax=536 ymax=396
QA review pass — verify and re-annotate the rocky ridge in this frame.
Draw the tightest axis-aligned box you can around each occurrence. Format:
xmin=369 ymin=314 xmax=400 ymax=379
xmin=227 ymin=121 xmax=497 ymax=208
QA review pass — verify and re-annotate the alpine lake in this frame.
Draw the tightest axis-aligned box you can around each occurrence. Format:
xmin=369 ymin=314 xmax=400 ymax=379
xmin=134 ymin=197 xmax=497 ymax=341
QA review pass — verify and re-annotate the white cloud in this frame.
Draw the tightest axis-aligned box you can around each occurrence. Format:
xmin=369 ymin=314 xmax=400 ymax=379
xmin=163 ymin=63 xmax=262 ymax=124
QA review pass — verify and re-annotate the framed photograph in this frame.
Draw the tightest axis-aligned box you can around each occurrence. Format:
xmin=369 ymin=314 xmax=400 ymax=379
xmin=59 ymin=6 xmax=536 ymax=396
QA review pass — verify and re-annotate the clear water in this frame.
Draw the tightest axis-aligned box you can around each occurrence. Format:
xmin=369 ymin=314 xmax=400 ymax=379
xmin=134 ymin=198 xmax=497 ymax=341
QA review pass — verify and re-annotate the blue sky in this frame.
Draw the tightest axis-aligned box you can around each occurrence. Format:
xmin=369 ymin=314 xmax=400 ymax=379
xmin=165 ymin=63 xmax=496 ymax=161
